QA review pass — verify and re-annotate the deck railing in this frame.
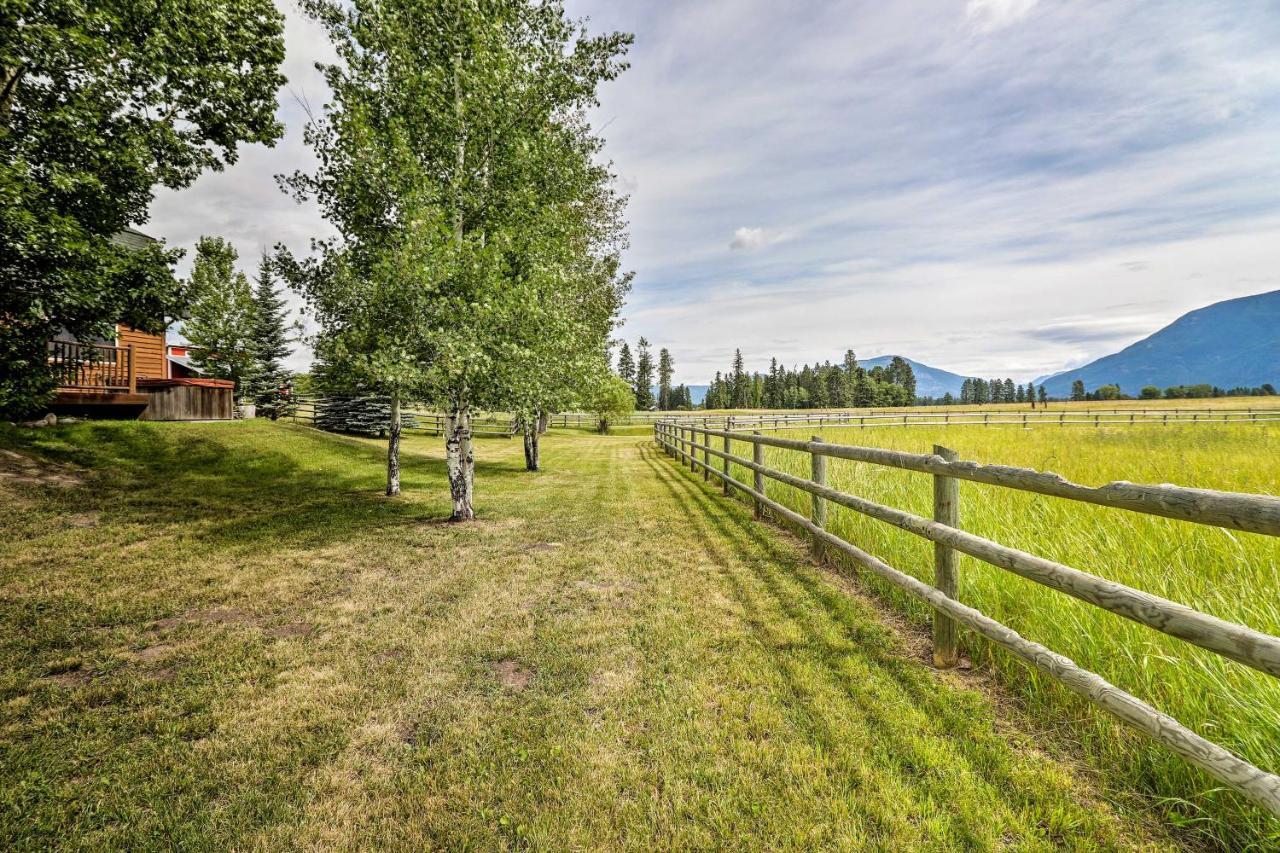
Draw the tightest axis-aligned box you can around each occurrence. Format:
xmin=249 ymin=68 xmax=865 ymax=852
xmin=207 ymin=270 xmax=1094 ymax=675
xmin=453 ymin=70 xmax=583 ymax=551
xmin=48 ymin=341 xmax=135 ymax=392
xmin=654 ymin=420 xmax=1280 ymax=817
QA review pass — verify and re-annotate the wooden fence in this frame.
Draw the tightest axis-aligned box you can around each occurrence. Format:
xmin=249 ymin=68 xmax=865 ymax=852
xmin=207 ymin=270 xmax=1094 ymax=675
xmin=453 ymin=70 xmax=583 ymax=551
xmin=288 ymin=397 xmax=518 ymax=437
xmin=653 ymin=421 xmax=1280 ymax=816
xmin=661 ymin=407 xmax=1280 ymax=433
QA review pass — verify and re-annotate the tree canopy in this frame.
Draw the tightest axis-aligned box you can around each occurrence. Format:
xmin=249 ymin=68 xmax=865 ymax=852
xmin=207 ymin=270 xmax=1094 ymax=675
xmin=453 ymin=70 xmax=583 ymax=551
xmin=0 ymin=0 xmax=286 ymax=416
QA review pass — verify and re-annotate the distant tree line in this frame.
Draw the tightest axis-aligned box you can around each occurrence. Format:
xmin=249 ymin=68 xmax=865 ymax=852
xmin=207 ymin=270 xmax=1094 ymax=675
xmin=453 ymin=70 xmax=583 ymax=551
xmin=615 ymin=338 xmax=694 ymax=410
xmin=1070 ymin=380 xmax=1278 ymax=402
xmin=952 ymin=377 xmax=1046 ymax=407
xmin=699 ymin=351 xmax=918 ymax=410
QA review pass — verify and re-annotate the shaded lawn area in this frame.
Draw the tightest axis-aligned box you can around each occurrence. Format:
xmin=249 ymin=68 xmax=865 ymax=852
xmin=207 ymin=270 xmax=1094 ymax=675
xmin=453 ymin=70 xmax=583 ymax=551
xmin=0 ymin=421 xmax=1172 ymax=849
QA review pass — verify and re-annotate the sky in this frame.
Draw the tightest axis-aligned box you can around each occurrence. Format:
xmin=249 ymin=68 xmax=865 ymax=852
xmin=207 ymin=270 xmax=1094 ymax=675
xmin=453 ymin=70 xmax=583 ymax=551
xmin=148 ymin=0 xmax=1280 ymax=383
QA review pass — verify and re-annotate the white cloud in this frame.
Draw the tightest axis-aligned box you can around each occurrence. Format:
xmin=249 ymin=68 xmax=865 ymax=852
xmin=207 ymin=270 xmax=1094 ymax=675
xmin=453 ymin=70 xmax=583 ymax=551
xmin=728 ymin=226 xmax=784 ymax=252
xmin=965 ymin=0 xmax=1040 ymax=33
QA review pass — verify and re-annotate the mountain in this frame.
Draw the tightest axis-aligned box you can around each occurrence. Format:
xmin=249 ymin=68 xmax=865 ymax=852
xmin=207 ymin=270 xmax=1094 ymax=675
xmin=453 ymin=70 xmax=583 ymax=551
xmin=651 ymin=385 xmax=708 ymax=405
xmin=1039 ymin=290 xmax=1280 ymax=398
xmin=859 ymin=355 xmax=975 ymax=398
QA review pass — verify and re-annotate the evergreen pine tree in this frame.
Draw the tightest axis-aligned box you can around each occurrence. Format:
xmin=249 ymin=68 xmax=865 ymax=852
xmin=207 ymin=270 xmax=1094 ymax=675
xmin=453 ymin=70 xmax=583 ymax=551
xmin=1071 ymin=379 xmax=1086 ymax=401
xmin=634 ymin=337 xmax=654 ymax=409
xmin=657 ymin=347 xmax=674 ymax=410
xmin=730 ymin=348 xmax=748 ymax=407
xmin=1038 ymin=385 xmax=1048 ymax=405
xmin=246 ymin=253 xmax=294 ymax=418
xmin=617 ymin=342 xmax=635 ymax=386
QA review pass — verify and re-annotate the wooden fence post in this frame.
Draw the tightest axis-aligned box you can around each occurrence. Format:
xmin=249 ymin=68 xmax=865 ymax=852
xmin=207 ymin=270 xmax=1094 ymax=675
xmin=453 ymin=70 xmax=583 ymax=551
xmin=932 ymin=444 xmax=960 ymax=668
xmin=722 ymin=431 xmax=731 ymax=495
xmin=753 ymin=431 xmax=764 ymax=519
xmin=810 ymin=435 xmax=827 ymax=561
xmin=703 ymin=430 xmax=711 ymax=482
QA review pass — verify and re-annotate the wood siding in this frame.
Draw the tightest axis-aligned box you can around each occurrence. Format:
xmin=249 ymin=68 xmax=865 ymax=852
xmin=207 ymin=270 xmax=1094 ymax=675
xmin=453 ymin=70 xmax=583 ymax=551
xmin=116 ymin=325 xmax=167 ymax=380
xmin=139 ymin=385 xmax=233 ymax=421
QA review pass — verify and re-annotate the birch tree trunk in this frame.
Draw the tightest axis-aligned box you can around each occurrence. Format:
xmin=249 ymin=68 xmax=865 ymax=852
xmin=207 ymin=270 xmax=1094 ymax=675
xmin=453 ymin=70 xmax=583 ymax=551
xmin=446 ymin=401 xmax=474 ymax=520
xmin=386 ymin=392 xmax=402 ymax=496
xmin=522 ymin=414 xmax=540 ymax=472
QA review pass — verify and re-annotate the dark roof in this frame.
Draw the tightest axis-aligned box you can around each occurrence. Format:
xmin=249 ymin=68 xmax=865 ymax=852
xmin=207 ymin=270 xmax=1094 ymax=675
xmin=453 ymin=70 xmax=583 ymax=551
xmin=110 ymin=228 xmax=158 ymax=251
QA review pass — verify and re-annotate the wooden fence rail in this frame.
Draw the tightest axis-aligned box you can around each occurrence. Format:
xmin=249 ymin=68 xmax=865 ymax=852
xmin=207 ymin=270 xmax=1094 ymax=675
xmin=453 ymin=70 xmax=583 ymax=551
xmin=652 ymin=421 xmax=1280 ymax=817
xmin=288 ymin=397 xmax=518 ymax=437
xmin=659 ymin=407 xmax=1280 ymax=433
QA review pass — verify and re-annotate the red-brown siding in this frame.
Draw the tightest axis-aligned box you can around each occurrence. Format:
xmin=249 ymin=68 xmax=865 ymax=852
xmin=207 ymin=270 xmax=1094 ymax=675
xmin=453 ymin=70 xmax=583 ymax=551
xmin=116 ymin=325 xmax=167 ymax=381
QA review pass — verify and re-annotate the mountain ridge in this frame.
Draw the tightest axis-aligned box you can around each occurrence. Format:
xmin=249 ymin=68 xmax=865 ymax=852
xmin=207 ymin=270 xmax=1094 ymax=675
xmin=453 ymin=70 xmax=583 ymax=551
xmin=1039 ymin=289 xmax=1280 ymax=397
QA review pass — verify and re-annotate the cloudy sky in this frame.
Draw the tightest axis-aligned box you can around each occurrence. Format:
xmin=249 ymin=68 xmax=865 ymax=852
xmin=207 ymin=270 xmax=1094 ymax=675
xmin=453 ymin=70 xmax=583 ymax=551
xmin=149 ymin=0 xmax=1280 ymax=383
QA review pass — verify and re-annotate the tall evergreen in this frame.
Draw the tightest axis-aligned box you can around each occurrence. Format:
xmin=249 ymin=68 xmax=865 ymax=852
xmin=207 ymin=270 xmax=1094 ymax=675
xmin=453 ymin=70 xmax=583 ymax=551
xmin=617 ymin=342 xmax=635 ymax=387
xmin=731 ymin=348 xmax=748 ymax=407
xmin=657 ymin=347 xmax=674 ymax=410
xmin=1071 ymin=379 xmax=1086 ymax=401
xmin=246 ymin=254 xmax=294 ymax=417
xmin=634 ymin=337 xmax=655 ymax=409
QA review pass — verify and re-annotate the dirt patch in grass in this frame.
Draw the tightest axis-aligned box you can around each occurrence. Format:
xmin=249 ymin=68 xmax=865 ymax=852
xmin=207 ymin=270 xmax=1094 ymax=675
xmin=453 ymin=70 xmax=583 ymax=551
xmin=0 ymin=449 xmax=85 ymax=488
xmin=39 ymin=667 xmax=93 ymax=687
xmin=66 ymin=511 xmax=100 ymax=528
xmin=153 ymin=607 xmax=257 ymax=630
xmin=129 ymin=643 xmax=176 ymax=662
xmin=492 ymin=659 xmax=532 ymax=691
xmin=265 ymin=622 xmax=315 ymax=639
xmin=523 ymin=541 xmax=563 ymax=553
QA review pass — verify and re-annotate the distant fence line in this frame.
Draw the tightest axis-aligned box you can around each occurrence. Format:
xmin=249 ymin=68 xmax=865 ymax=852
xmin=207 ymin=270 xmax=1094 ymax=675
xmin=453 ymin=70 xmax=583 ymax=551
xmin=659 ymin=407 xmax=1280 ymax=432
xmin=287 ymin=397 xmax=517 ymax=437
xmin=653 ymin=420 xmax=1280 ymax=817
xmin=285 ymin=400 xmax=1280 ymax=436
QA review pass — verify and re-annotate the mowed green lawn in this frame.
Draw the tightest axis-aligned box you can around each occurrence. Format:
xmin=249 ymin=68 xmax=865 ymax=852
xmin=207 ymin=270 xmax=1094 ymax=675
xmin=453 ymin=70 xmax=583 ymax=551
xmin=0 ymin=421 xmax=1175 ymax=850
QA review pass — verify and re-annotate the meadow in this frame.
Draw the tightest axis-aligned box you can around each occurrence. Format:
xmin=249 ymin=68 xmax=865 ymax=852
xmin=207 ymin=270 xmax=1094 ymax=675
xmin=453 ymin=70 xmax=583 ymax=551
xmin=715 ymin=420 xmax=1280 ymax=848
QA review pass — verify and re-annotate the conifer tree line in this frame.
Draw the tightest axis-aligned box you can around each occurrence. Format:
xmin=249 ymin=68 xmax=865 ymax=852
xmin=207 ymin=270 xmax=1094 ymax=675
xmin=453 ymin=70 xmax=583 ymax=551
xmin=703 ymin=351 xmax=919 ymax=410
xmin=957 ymin=377 xmax=1045 ymax=407
xmin=614 ymin=338 xmax=694 ymax=410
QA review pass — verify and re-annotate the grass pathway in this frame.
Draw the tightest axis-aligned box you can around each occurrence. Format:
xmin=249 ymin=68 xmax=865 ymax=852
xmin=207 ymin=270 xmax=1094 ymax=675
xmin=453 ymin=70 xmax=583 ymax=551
xmin=0 ymin=422 xmax=1171 ymax=849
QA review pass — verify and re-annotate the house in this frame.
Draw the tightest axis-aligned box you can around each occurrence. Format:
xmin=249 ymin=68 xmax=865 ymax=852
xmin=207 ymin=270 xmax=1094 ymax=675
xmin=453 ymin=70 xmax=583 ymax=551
xmin=46 ymin=229 xmax=235 ymax=421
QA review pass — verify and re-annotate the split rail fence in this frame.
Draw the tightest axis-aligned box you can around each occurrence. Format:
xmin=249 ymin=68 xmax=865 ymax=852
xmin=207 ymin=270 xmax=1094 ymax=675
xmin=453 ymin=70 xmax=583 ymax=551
xmin=662 ymin=407 xmax=1280 ymax=433
xmin=288 ymin=397 xmax=518 ymax=437
xmin=653 ymin=419 xmax=1280 ymax=817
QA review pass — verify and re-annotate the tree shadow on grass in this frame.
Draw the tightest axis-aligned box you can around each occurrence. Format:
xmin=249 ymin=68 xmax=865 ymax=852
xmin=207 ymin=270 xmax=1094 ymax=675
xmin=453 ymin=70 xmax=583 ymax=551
xmin=636 ymin=442 xmax=1123 ymax=845
xmin=4 ymin=421 xmax=526 ymax=553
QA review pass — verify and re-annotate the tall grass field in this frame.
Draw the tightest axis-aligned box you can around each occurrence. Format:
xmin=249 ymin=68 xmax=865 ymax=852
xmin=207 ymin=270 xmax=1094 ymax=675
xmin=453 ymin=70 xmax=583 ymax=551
xmin=715 ymin=422 xmax=1280 ymax=848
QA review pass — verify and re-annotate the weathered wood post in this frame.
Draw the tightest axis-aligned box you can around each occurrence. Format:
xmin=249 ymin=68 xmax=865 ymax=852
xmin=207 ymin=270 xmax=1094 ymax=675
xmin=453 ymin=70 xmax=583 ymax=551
xmin=753 ymin=431 xmax=764 ymax=519
xmin=702 ymin=429 xmax=711 ymax=482
xmin=127 ymin=344 xmax=137 ymax=394
xmin=810 ymin=435 xmax=827 ymax=561
xmin=722 ymin=430 xmax=731 ymax=495
xmin=932 ymin=444 xmax=960 ymax=668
